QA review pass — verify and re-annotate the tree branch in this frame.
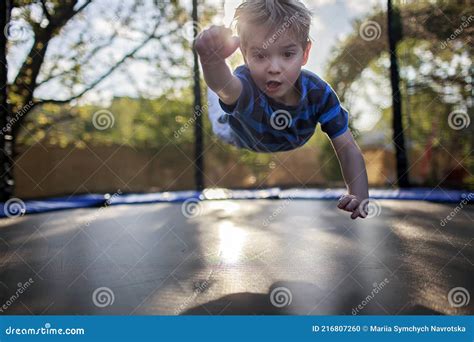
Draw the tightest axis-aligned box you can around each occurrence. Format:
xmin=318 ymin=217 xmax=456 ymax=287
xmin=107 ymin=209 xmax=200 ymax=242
xmin=36 ymin=28 xmax=120 ymax=87
xmin=73 ymin=0 xmax=92 ymax=16
xmin=11 ymin=0 xmax=94 ymax=136
xmin=35 ymin=24 xmax=180 ymax=106
xmin=40 ymin=0 xmax=51 ymax=22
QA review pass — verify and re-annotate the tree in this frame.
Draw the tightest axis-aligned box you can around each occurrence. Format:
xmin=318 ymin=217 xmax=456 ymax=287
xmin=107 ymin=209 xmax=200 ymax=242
xmin=326 ymin=1 xmax=472 ymax=101
xmin=325 ymin=0 xmax=472 ymax=187
xmin=0 ymin=0 xmax=198 ymax=199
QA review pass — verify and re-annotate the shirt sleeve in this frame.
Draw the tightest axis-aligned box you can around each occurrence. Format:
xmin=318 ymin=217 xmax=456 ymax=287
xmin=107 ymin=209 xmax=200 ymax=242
xmin=218 ymin=68 xmax=255 ymax=116
xmin=317 ymin=84 xmax=349 ymax=139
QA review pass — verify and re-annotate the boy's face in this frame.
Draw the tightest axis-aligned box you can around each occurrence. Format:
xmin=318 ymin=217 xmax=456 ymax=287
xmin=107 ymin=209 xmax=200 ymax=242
xmin=241 ymin=24 xmax=311 ymax=105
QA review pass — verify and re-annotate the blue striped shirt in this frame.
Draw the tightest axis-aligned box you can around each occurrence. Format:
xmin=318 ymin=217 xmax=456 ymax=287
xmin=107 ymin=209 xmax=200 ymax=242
xmin=218 ymin=65 xmax=349 ymax=152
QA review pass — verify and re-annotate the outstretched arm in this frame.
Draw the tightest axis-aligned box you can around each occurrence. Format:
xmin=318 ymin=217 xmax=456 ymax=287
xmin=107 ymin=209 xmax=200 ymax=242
xmin=330 ymin=129 xmax=369 ymax=219
xmin=194 ymin=25 xmax=242 ymax=105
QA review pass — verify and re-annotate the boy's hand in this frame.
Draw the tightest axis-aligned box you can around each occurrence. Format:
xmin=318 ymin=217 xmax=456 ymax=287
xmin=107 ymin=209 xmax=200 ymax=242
xmin=194 ymin=25 xmax=240 ymax=65
xmin=337 ymin=194 xmax=369 ymax=219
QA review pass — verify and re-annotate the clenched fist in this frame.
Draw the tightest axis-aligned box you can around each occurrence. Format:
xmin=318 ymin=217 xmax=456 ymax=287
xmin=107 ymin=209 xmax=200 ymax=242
xmin=194 ymin=25 xmax=240 ymax=65
xmin=337 ymin=194 xmax=369 ymax=219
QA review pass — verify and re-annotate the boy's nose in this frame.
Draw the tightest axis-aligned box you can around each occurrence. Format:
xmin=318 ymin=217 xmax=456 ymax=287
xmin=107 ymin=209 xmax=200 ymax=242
xmin=267 ymin=58 xmax=282 ymax=74
xmin=268 ymin=69 xmax=280 ymax=75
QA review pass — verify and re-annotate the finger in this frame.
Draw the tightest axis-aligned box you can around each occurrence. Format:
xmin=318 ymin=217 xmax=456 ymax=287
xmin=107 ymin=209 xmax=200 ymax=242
xmin=358 ymin=203 xmax=368 ymax=218
xmin=195 ymin=31 xmax=209 ymax=52
xmin=351 ymin=208 xmax=360 ymax=219
xmin=214 ymin=27 xmax=231 ymax=45
xmin=337 ymin=195 xmax=353 ymax=209
xmin=345 ymin=198 xmax=359 ymax=212
xmin=200 ymin=31 xmax=214 ymax=50
xmin=209 ymin=25 xmax=224 ymax=42
xmin=212 ymin=25 xmax=228 ymax=40
xmin=338 ymin=198 xmax=352 ymax=210
xmin=220 ymin=36 xmax=240 ymax=57
xmin=206 ymin=30 xmax=219 ymax=51
xmin=358 ymin=209 xmax=367 ymax=218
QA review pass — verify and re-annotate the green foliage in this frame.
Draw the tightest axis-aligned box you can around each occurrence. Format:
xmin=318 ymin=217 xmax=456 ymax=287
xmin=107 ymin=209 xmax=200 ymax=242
xmin=322 ymin=0 xmax=473 ymax=188
xmin=21 ymin=90 xmax=195 ymax=148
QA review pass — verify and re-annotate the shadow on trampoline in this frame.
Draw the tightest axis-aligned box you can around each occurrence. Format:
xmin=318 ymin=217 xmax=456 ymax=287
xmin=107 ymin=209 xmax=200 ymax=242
xmin=182 ymin=281 xmax=331 ymax=315
xmin=405 ymin=305 xmax=443 ymax=315
xmin=182 ymin=281 xmax=446 ymax=315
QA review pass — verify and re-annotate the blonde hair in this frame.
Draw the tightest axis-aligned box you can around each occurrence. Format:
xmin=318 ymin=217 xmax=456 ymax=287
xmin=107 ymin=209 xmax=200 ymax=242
xmin=233 ymin=0 xmax=312 ymax=52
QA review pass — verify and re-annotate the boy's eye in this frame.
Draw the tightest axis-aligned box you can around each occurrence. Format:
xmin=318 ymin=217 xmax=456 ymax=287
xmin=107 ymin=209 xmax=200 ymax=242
xmin=283 ymin=51 xmax=295 ymax=58
xmin=255 ymin=54 xmax=266 ymax=59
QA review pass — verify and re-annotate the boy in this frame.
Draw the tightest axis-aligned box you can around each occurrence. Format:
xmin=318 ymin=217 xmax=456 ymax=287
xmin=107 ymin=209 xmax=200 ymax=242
xmin=195 ymin=0 xmax=369 ymax=219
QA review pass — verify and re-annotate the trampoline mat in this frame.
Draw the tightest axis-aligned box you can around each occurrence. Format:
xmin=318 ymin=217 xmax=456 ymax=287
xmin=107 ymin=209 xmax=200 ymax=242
xmin=0 ymin=199 xmax=472 ymax=315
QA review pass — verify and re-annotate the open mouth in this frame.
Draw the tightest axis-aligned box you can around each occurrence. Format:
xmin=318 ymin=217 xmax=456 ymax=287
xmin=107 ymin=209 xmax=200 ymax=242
xmin=266 ymin=81 xmax=282 ymax=91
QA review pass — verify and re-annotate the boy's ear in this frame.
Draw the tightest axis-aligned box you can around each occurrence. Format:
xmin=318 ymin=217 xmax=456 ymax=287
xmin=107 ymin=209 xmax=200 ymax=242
xmin=302 ymin=41 xmax=312 ymax=66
